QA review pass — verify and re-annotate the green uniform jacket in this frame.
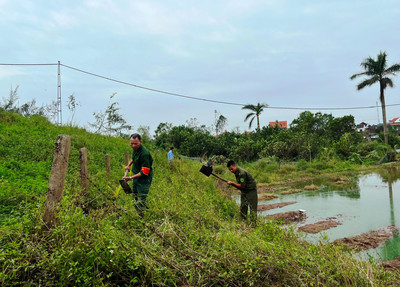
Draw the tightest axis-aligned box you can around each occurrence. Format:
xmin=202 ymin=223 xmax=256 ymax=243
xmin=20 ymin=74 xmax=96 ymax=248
xmin=131 ymin=145 xmax=153 ymax=187
xmin=234 ymin=166 xmax=257 ymax=193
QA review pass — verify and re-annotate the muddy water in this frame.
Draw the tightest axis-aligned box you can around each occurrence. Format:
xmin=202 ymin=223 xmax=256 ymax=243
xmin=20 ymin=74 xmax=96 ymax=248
xmin=257 ymin=166 xmax=400 ymax=262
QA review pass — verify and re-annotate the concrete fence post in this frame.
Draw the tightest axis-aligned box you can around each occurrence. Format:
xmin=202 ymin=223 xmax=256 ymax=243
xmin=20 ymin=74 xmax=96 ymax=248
xmin=43 ymin=135 xmax=71 ymax=226
xmin=105 ymin=154 xmax=111 ymax=174
xmin=79 ymin=147 xmax=89 ymax=192
xmin=125 ymin=151 xmax=130 ymax=166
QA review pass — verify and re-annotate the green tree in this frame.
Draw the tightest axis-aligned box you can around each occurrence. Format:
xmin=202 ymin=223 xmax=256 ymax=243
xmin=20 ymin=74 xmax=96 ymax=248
xmin=137 ymin=125 xmax=151 ymax=141
xmin=350 ymin=51 xmax=400 ymax=145
xmin=1 ymin=86 xmax=52 ymax=119
xmin=66 ymin=93 xmax=80 ymax=124
xmin=168 ymin=125 xmax=195 ymax=151
xmin=327 ymin=115 xmax=357 ymax=142
xmin=1 ymin=86 xmax=19 ymax=112
xmin=242 ymin=102 xmax=268 ymax=131
xmin=214 ymin=110 xmax=227 ymax=135
xmin=290 ymin=111 xmax=333 ymax=136
xmin=18 ymin=99 xmax=46 ymax=117
xmin=333 ymin=133 xmax=354 ymax=159
xmin=154 ymin=122 xmax=172 ymax=138
xmin=154 ymin=122 xmax=173 ymax=149
xmin=89 ymin=93 xmax=131 ymax=136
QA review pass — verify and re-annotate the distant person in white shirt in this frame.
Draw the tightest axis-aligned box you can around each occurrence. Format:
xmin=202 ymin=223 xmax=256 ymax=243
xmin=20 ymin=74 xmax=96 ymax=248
xmin=168 ymin=147 xmax=174 ymax=163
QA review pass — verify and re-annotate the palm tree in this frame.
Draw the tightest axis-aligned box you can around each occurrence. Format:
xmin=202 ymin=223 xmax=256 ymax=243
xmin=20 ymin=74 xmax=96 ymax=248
xmin=242 ymin=102 xmax=268 ymax=131
xmin=350 ymin=51 xmax=400 ymax=145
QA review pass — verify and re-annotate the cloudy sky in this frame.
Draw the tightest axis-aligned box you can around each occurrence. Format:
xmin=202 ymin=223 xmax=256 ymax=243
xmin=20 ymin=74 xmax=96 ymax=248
xmin=1 ymin=0 xmax=400 ymax=135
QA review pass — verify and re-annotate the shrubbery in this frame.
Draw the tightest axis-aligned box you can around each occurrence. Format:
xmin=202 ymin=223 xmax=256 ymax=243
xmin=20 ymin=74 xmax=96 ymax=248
xmin=154 ymin=111 xmax=399 ymax=165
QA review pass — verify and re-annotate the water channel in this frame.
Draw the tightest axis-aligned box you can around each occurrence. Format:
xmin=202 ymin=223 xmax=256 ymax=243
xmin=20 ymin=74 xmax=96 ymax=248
xmin=257 ymin=166 xmax=400 ymax=262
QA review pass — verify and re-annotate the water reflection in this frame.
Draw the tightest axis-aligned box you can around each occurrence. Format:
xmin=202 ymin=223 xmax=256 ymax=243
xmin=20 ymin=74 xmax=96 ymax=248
xmin=257 ymin=166 xmax=400 ymax=262
xmin=377 ymin=167 xmax=400 ymax=227
xmin=376 ymin=166 xmax=400 ymax=183
xmin=372 ymin=166 xmax=400 ymax=229
xmin=292 ymin=176 xmax=361 ymax=199
xmin=389 ymin=181 xmax=395 ymax=226
xmin=377 ymin=166 xmax=400 ymax=260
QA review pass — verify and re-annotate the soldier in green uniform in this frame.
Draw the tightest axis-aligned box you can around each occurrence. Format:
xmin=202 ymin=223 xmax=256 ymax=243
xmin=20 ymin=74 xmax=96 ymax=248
xmin=227 ymin=160 xmax=258 ymax=224
xmin=123 ymin=133 xmax=153 ymax=218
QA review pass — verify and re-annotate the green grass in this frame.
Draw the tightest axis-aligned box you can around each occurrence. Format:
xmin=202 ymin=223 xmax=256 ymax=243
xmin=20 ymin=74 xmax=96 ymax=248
xmin=0 ymin=110 xmax=399 ymax=286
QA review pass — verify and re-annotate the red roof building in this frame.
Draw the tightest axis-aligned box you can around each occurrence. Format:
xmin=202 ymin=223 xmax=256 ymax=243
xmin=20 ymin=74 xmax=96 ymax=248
xmin=269 ymin=121 xmax=288 ymax=129
xmin=389 ymin=117 xmax=400 ymax=125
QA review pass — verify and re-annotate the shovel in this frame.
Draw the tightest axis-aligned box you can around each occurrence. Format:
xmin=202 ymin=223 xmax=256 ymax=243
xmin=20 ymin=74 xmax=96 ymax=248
xmin=119 ymin=170 xmax=133 ymax=194
xmin=199 ymin=164 xmax=230 ymax=183
xmin=200 ymin=164 xmax=241 ymax=190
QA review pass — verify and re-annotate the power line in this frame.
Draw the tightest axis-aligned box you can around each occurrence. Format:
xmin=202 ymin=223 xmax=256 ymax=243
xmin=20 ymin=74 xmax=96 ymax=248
xmin=60 ymin=63 xmax=245 ymax=106
xmin=60 ymin=64 xmax=400 ymax=111
xmin=58 ymin=64 xmax=400 ymax=111
xmin=0 ymin=63 xmax=57 ymax=66
xmin=1 ymin=62 xmax=400 ymax=111
xmin=267 ymin=103 xmax=400 ymax=111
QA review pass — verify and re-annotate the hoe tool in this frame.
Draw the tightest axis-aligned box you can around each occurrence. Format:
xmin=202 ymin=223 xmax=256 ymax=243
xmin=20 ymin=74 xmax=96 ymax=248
xmin=119 ymin=170 xmax=133 ymax=194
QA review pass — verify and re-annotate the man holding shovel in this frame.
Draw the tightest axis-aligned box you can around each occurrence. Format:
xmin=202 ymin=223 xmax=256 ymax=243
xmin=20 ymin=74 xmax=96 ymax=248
xmin=123 ymin=133 xmax=153 ymax=218
xmin=227 ymin=160 xmax=258 ymax=224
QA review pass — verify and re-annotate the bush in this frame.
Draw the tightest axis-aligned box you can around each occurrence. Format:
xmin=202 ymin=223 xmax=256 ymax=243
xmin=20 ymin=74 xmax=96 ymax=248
xmin=318 ymin=147 xmax=337 ymax=162
xmin=296 ymin=159 xmax=309 ymax=171
xmin=257 ymin=157 xmax=280 ymax=172
xmin=348 ymin=153 xmax=363 ymax=164
xmin=309 ymin=160 xmax=335 ymax=171
xmin=278 ymin=164 xmax=296 ymax=174
xmin=355 ymin=141 xmax=376 ymax=156
xmin=229 ymin=139 xmax=259 ymax=162
xmin=212 ymin=164 xmax=225 ymax=175
xmin=333 ymin=133 xmax=353 ymax=159
xmin=208 ymin=155 xmax=228 ymax=165
xmin=304 ymin=167 xmax=321 ymax=175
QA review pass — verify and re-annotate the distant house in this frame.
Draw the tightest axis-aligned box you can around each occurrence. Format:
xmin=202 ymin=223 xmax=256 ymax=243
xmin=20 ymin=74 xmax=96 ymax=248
xmin=389 ymin=117 xmax=400 ymax=126
xmin=269 ymin=121 xmax=287 ymax=129
xmin=356 ymin=122 xmax=369 ymax=132
xmin=356 ymin=122 xmax=385 ymax=140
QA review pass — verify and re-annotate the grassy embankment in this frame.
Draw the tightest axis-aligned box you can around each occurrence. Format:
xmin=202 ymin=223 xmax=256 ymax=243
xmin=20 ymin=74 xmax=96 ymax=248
xmin=0 ymin=110 xmax=399 ymax=286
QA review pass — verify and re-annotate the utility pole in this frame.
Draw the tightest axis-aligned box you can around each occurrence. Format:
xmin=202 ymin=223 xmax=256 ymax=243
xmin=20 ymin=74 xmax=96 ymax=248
xmin=376 ymin=101 xmax=380 ymax=124
xmin=57 ymin=61 xmax=62 ymax=125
